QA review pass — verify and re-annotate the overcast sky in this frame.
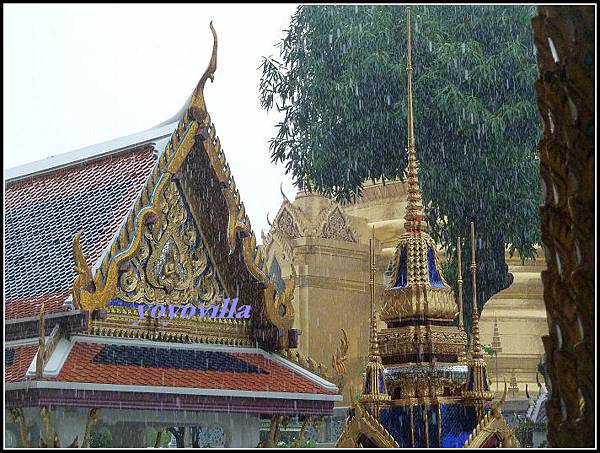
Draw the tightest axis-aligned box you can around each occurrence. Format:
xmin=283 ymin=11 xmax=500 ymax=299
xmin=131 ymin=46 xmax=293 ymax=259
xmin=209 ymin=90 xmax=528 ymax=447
xmin=4 ymin=3 xmax=300 ymax=240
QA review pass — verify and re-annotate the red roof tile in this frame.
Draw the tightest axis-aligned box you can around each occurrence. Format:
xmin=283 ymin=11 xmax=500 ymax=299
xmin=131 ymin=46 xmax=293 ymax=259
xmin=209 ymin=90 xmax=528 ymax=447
xmin=5 ymin=289 xmax=70 ymax=320
xmin=43 ymin=342 xmax=335 ymax=395
xmin=5 ymin=147 xmax=157 ymax=319
xmin=5 ymin=345 xmax=37 ymax=383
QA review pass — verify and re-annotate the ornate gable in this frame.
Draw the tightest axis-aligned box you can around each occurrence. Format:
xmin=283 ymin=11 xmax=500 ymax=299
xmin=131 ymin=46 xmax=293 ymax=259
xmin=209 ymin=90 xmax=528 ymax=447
xmin=463 ymin=384 xmax=519 ymax=448
xmin=262 ymin=189 xmax=359 ymax=265
xmin=115 ymin=179 xmax=225 ymax=306
xmin=336 ymin=404 xmax=400 ymax=448
xmin=261 ymin=187 xmax=307 ymax=263
xmin=319 ymin=205 xmax=357 ymax=243
xmin=70 ymin=23 xmax=295 ymax=350
xmin=276 ymin=207 xmax=302 ymax=239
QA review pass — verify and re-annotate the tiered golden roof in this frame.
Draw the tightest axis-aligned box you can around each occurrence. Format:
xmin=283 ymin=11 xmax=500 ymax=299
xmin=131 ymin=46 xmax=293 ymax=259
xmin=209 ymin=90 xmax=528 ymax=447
xmin=337 ymin=8 xmax=512 ymax=448
xmin=379 ymin=10 xmax=457 ymax=324
xmin=378 ymin=9 xmax=466 ymax=379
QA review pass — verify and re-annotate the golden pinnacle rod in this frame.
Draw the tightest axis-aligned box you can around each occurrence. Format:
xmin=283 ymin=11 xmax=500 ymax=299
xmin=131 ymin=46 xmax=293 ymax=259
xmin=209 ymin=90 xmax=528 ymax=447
xmin=470 ymin=222 xmax=477 ymax=317
xmin=369 ymin=237 xmax=374 ymax=321
xmin=371 ymin=226 xmax=376 ymax=317
xmin=406 ymin=7 xmax=414 ymax=149
xmin=470 ymin=221 xmax=481 ymax=358
xmin=457 ymin=237 xmax=464 ymax=329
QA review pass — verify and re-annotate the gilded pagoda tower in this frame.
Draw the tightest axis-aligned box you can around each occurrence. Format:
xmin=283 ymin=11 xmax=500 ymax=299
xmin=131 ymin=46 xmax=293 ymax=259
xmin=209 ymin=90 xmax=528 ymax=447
xmin=336 ymin=8 xmax=517 ymax=448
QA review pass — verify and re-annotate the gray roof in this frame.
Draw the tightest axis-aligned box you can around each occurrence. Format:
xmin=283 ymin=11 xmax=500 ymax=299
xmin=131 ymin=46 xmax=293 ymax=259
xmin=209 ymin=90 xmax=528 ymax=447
xmin=5 ymin=121 xmax=178 ymax=182
xmin=5 ymin=122 xmax=179 ymax=318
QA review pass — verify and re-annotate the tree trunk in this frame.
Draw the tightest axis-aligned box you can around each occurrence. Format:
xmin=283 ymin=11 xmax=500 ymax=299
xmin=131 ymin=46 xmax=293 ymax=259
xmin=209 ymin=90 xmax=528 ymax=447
xmin=532 ymin=5 xmax=594 ymax=447
xmin=460 ymin=231 xmax=513 ymax=346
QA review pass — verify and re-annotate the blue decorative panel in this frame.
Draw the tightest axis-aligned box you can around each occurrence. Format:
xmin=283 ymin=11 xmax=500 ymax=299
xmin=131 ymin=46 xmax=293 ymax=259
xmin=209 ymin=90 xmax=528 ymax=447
xmin=428 ymin=405 xmax=440 ymax=447
xmin=364 ymin=370 xmax=371 ymax=394
xmin=108 ymin=299 xmax=139 ymax=309
xmin=379 ymin=406 xmax=411 ymax=447
xmin=427 ymin=246 xmax=445 ymax=288
xmin=92 ymin=344 xmax=267 ymax=374
xmin=393 ymin=247 xmax=408 ymax=288
xmin=467 ymin=369 xmax=475 ymax=390
xmin=440 ymin=404 xmax=478 ymax=448
xmin=379 ymin=371 xmax=386 ymax=393
xmin=413 ymin=405 xmax=426 ymax=447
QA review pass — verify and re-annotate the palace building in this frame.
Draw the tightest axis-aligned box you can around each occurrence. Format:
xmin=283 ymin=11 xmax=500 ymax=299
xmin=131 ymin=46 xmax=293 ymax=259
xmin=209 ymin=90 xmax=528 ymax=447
xmin=5 ymin=24 xmax=342 ymax=448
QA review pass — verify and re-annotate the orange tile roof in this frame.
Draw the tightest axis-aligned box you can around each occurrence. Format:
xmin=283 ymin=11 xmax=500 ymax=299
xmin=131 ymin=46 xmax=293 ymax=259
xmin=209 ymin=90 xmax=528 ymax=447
xmin=5 ymin=345 xmax=38 ymax=383
xmin=5 ymin=146 xmax=156 ymax=320
xmin=42 ymin=342 xmax=336 ymax=395
xmin=5 ymin=289 xmax=70 ymax=320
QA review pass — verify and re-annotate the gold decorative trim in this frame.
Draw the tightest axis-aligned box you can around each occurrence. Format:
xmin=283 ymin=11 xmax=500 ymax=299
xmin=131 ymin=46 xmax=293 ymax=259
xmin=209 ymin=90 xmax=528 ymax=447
xmin=464 ymin=384 xmax=518 ymax=448
xmin=91 ymin=305 xmax=253 ymax=346
xmin=331 ymin=329 xmax=349 ymax=392
xmin=263 ymin=264 xmax=296 ymax=329
xmin=335 ymin=403 xmax=399 ymax=448
xmin=36 ymin=303 xmax=46 ymax=378
xmin=280 ymin=348 xmax=332 ymax=382
xmin=113 ymin=178 xmax=226 ymax=308
xmin=200 ymin=111 xmax=268 ymax=283
xmin=8 ymin=408 xmax=30 ymax=448
xmin=382 ymin=233 xmax=457 ymax=322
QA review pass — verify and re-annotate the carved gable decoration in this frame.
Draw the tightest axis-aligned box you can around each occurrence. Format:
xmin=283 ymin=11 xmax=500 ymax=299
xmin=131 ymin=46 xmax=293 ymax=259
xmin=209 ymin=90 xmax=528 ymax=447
xmin=336 ymin=404 xmax=399 ymax=448
xmin=320 ymin=207 xmax=357 ymax=243
xmin=115 ymin=180 xmax=225 ymax=307
xmin=277 ymin=207 xmax=302 ymax=239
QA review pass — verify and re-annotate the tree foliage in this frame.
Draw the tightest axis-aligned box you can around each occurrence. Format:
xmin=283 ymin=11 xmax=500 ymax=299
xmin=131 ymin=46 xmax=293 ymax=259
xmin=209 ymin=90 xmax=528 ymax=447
xmin=259 ymin=5 xmax=542 ymax=333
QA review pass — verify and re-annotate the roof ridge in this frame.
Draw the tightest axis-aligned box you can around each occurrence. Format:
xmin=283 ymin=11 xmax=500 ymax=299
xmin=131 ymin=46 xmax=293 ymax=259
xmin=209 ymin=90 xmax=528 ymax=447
xmin=5 ymin=121 xmax=178 ymax=183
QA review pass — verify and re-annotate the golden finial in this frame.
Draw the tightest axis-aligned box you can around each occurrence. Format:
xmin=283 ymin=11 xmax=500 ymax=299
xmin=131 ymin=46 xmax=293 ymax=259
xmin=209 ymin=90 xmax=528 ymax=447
xmin=457 ymin=236 xmax=464 ymax=329
xmin=190 ymin=21 xmax=218 ymax=121
xmin=368 ymin=226 xmax=380 ymax=362
xmin=403 ymin=7 xmax=427 ymax=234
xmin=359 ymin=227 xmax=390 ymax=414
xmin=470 ymin=221 xmax=482 ymax=359
xmin=492 ymin=379 xmax=508 ymax=417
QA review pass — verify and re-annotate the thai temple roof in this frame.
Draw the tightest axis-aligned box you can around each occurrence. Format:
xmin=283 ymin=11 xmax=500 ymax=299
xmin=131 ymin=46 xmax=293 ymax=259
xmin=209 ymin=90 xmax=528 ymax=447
xmin=5 ymin=23 xmax=341 ymax=416
xmin=6 ymin=337 xmax=338 ymax=413
xmin=6 ymin=144 xmax=158 ymax=319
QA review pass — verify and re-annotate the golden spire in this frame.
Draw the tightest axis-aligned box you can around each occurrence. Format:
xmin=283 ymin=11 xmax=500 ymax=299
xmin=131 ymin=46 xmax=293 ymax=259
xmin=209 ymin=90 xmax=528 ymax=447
xmin=457 ymin=236 xmax=464 ymax=330
xmin=463 ymin=221 xmax=493 ymax=412
xmin=470 ymin=221 xmax=482 ymax=359
xmin=368 ymin=227 xmax=380 ymax=362
xmin=403 ymin=7 xmax=427 ymax=234
xmin=360 ymin=228 xmax=390 ymax=413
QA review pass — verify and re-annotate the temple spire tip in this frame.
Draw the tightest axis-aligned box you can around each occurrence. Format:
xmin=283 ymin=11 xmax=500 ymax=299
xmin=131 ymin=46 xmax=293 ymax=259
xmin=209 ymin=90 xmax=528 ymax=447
xmin=403 ymin=7 xmax=427 ymax=234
